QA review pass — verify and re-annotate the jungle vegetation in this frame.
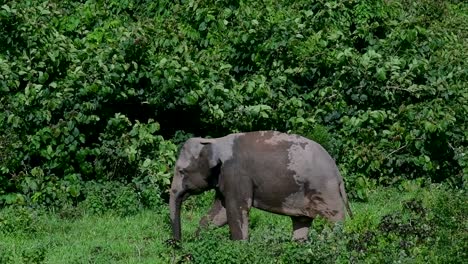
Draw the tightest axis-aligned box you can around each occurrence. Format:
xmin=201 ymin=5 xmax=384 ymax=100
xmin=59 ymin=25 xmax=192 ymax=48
xmin=0 ymin=0 xmax=466 ymax=263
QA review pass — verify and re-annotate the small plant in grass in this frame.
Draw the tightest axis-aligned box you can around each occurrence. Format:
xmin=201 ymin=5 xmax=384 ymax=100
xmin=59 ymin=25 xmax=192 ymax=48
xmin=0 ymin=244 xmax=15 ymax=264
xmin=0 ymin=206 xmax=39 ymax=235
xmin=20 ymin=245 xmax=47 ymax=264
xmin=80 ymin=181 xmax=140 ymax=216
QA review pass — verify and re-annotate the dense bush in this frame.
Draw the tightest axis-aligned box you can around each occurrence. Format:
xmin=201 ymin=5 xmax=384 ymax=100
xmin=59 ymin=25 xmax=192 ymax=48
xmin=0 ymin=0 xmax=467 ymax=208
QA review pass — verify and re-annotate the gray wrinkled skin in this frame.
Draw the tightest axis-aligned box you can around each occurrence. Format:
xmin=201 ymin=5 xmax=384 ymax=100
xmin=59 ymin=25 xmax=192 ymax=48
xmin=169 ymin=131 xmax=352 ymax=242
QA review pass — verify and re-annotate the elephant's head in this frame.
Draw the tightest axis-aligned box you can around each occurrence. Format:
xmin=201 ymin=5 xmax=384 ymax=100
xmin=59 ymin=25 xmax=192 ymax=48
xmin=169 ymin=138 xmax=220 ymax=241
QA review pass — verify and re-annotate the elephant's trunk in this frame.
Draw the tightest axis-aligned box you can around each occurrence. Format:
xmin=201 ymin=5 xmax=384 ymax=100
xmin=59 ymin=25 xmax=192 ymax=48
xmin=169 ymin=191 xmax=183 ymax=241
xmin=170 ymin=173 xmax=188 ymax=241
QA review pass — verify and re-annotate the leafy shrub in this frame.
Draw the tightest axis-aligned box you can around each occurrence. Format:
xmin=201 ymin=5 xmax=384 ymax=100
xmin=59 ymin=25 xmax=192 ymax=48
xmin=346 ymin=188 xmax=466 ymax=263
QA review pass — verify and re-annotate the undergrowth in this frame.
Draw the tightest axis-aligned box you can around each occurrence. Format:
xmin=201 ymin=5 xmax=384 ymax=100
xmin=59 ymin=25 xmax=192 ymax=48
xmin=0 ymin=183 xmax=466 ymax=263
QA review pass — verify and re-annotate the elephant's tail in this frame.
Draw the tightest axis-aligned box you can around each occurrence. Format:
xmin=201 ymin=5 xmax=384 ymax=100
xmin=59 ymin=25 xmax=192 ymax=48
xmin=339 ymin=180 xmax=353 ymax=219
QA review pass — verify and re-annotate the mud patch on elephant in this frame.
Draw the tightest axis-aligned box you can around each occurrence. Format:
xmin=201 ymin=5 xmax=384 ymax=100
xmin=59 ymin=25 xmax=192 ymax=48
xmin=282 ymin=189 xmax=322 ymax=218
xmin=303 ymin=188 xmax=330 ymax=218
xmin=263 ymin=131 xmax=283 ymax=145
xmin=264 ymin=131 xmax=309 ymax=146
xmin=282 ymin=191 xmax=306 ymax=210
xmin=230 ymin=133 xmax=302 ymax=211
xmin=329 ymin=210 xmax=339 ymax=216
xmin=287 ymin=142 xmax=317 ymax=185
xmin=307 ymin=189 xmax=324 ymax=202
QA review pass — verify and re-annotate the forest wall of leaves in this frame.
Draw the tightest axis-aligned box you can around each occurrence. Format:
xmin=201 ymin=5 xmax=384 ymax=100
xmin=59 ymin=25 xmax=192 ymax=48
xmin=0 ymin=0 xmax=466 ymax=210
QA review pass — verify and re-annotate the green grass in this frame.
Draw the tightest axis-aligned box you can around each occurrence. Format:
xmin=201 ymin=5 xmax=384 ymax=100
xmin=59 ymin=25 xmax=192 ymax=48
xmin=1 ymin=183 xmax=466 ymax=263
xmin=1 ymin=210 xmax=168 ymax=263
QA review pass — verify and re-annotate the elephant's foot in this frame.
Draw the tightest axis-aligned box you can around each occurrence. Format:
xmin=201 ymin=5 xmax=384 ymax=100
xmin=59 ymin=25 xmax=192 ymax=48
xmin=291 ymin=216 xmax=312 ymax=242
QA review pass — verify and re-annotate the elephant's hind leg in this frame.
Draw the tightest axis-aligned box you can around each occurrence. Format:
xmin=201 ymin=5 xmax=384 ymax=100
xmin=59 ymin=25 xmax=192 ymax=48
xmin=291 ymin=216 xmax=312 ymax=242
xmin=196 ymin=197 xmax=227 ymax=236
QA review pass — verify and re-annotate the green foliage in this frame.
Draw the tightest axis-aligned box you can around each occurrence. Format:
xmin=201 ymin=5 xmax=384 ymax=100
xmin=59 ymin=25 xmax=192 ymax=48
xmin=0 ymin=0 xmax=467 ymax=207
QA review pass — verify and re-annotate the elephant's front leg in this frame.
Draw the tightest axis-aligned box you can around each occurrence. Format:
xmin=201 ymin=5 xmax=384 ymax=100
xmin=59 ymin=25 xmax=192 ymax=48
xmin=225 ymin=196 xmax=252 ymax=240
xmin=196 ymin=196 xmax=227 ymax=236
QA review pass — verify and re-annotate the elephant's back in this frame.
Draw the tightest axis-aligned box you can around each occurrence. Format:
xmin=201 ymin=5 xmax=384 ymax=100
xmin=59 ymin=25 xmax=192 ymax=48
xmin=222 ymin=131 xmax=338 ymax=179
xmin=229 ymin=131 xmax=336 ymax=170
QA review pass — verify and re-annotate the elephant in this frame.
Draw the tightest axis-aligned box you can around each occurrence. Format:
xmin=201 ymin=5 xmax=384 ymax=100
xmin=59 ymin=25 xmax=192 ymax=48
xmin=169 ymin=131 xmax=352 ymax=241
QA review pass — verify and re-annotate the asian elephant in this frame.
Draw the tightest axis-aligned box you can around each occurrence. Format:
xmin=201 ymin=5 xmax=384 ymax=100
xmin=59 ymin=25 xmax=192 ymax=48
xmin=169 ymin=131 xmax=352 ymax=241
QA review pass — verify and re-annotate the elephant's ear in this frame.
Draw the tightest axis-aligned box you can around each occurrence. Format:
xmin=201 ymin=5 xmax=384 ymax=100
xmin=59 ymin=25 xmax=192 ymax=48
xmin=198 ymin=139 xmax=220 ymax=168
